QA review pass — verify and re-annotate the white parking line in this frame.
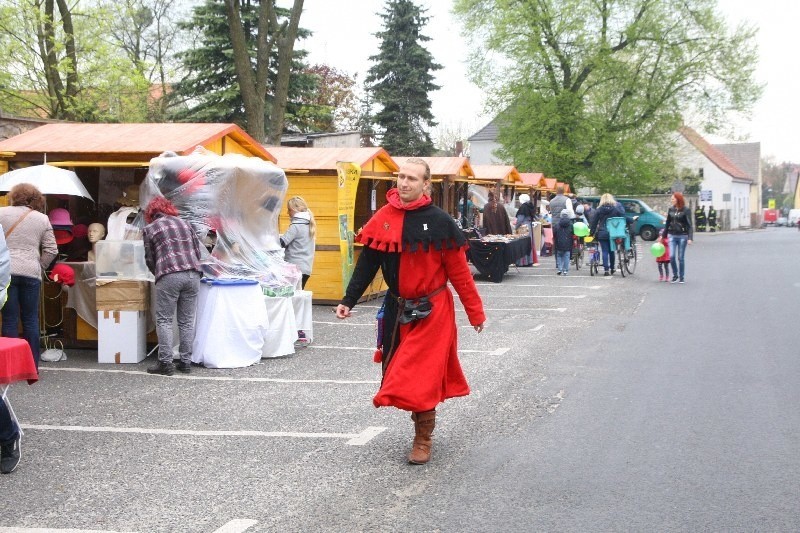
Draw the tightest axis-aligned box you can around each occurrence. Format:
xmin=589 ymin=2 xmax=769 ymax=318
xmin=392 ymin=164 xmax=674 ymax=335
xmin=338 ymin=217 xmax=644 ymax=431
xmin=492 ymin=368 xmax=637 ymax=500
xmin=482 ymin=294 xmax=587 ymax=299
xmin=0 ymin=526 xmax=131 ymax=533
xmin=213 ymin=520 xmax=259 ymax=533
xmin=476 ymin=284 xmax=602 ymax=289
xmin=20 ymin=424 xmax=387 ymax=446
xmin=314 ymin=321 xmax=374 ymax=326
xmin=462 ymin=307 xmax=567 ymax=312
xmin=0 ymin=520 xmax=259 ymax=533
xmin=40 ymin=367 xmax=378 ymax=385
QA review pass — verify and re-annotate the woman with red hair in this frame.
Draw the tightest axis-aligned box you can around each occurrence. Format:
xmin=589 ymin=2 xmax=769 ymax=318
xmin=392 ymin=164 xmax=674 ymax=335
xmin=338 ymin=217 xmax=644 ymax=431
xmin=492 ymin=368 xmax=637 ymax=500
xmin=142 ymin=196 xmax=203 ymax=375
xmin=664 ymin=192 xmax=693 ymax=283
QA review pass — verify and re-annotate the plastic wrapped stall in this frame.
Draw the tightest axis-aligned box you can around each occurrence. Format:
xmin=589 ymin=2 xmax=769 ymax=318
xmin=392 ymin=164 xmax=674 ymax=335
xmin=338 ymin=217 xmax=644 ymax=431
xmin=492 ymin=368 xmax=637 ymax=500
xmin=135 ymin=147 xmax=301 ymax=291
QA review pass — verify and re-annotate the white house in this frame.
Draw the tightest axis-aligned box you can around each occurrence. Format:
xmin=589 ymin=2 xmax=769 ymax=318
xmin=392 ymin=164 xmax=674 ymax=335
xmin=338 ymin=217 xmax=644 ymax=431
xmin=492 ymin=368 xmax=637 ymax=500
xmin=676 ymin=126 xmax=753 ymax=230
xmin=715 ymin=141 xmax=762 ymax=227
xmin=467 ymin=119 xmax=502 ymax=165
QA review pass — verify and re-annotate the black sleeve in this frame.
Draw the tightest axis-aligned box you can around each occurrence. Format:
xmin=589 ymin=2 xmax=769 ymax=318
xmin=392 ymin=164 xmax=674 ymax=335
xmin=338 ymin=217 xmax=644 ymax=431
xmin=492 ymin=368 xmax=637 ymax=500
xmin=341 ymin=246 xmax=381 ymax=308
xmin=684 ymin=208 xmax=694 ymax=240
xmin=664 ymin=210 xmax=673 ymax=236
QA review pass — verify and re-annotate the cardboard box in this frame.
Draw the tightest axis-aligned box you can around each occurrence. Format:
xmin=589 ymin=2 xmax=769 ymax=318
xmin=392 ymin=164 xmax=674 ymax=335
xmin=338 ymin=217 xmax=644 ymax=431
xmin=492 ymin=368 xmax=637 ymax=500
xmin=96 ymin=280 xmax=150 ymax=311
xmin=97 ymin=310 xmax=147 ymax=364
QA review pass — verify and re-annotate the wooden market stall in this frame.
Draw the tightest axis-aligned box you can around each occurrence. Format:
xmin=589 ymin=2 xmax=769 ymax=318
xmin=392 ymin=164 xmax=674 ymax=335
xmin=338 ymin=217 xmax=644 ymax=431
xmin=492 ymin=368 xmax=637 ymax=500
xmin=391 ymin=156 xmax=475 ymax=218
xmin=0 ymin=123 xmax=275 ymax=348
xmin=266 ymin=146 xmax=399 ymax=304
xmin=471 ymin=164 xmax=524 ymax=203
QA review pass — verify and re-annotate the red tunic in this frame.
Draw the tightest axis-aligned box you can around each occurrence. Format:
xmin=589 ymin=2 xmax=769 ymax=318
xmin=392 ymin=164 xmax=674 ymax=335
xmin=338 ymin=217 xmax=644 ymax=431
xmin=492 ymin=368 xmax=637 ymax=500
xmin=341 ymin=190 xmax=485 ymax=412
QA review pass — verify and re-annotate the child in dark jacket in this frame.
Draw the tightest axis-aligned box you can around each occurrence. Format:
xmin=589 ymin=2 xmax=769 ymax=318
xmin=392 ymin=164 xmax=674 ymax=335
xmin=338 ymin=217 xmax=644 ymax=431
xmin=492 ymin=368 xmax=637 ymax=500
xmin=554 ymin=210 xmax=574 ymax=275
xmin=656 ymin=229 xmax=671 ymax=281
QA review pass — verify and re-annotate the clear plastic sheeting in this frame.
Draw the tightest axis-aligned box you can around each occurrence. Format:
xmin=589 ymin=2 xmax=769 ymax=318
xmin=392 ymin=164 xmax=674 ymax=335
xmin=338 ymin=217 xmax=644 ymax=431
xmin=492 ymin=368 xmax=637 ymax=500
xmin=133 ymin=147 xmax=301 ymax=290
xmin=95 ymin=240 xmax=154 ymax=281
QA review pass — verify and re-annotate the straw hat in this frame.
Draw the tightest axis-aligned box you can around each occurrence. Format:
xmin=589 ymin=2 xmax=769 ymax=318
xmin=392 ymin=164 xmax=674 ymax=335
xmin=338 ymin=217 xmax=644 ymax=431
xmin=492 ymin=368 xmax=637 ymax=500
xmin=116 ymin=184 xmax=140 ymax=207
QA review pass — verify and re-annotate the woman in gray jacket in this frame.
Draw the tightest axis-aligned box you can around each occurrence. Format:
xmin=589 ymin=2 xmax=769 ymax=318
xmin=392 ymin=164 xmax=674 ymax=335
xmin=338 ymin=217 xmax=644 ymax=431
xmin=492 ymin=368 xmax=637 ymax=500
xmin=280 ymin=196 xmax=316 ymax=289
xmin=0 ymin=183 xmax=57 ymax=368
xmin=280 ymin=196 xmax=316 ymax=344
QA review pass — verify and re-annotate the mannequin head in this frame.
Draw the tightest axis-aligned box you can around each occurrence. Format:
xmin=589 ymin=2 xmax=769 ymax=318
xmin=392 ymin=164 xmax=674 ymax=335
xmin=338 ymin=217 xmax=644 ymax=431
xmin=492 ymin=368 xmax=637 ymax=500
xmin=87 ymin=223 xmax=106 ymax=244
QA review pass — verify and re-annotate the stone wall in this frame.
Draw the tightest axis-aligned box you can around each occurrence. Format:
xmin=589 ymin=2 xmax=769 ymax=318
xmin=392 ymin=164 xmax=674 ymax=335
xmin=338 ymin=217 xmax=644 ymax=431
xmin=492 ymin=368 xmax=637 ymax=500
xmin=0 ymin=114 xmax=51 ymax=141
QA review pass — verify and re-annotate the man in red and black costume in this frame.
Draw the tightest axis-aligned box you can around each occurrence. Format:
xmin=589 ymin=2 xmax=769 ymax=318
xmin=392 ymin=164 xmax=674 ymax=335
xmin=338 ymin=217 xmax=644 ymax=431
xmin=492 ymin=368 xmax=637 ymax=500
xmin=336 ymin=158 xmax=485 ymax=465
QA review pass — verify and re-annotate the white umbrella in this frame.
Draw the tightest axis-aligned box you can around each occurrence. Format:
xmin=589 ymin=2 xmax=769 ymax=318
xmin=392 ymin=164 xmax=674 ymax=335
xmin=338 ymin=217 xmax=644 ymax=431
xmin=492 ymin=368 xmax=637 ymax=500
xmin=0 ymin=164 xmax=93 ymax=201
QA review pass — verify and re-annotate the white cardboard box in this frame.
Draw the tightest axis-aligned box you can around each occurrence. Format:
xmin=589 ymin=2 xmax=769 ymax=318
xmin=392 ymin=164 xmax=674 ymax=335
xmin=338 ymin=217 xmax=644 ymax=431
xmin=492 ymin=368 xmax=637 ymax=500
xmin=97 ymin=310 xmax=147 ymax=364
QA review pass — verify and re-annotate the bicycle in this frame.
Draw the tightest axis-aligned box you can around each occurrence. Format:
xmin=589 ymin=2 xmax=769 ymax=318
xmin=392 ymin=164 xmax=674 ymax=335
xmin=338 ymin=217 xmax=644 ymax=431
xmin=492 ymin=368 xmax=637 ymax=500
xmin=585 ymin=236 xmax=600 ymax=276
xmin=571 ymin=235 xmax=584 ymax=271
xmin=605 ymin=217 xmax=638 ymax=277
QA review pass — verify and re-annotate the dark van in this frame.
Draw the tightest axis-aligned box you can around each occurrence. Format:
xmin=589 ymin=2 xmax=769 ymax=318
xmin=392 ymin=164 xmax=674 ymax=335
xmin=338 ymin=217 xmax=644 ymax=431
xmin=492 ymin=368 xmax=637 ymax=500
xmin=578 ymin=197 xmax=666 ymax=241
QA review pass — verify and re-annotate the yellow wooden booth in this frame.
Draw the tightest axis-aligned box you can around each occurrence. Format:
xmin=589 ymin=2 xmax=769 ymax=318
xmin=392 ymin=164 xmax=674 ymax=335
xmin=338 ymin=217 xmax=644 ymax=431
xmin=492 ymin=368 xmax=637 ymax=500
xmin=267 ymin=146 xmax=398 ymax=304
xmin=0 ymin=123 xmax=275 ymax=348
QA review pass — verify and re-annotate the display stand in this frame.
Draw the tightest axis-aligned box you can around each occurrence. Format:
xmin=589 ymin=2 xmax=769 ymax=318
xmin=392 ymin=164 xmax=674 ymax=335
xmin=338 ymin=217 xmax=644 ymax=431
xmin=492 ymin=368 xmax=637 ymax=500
xmin=192 ymin=279 xmax=268 ymax=368
xmin=292 ymin=290 xmax=313 ymax=342
xmin=262 ymin=296 xmax=297 ymax=358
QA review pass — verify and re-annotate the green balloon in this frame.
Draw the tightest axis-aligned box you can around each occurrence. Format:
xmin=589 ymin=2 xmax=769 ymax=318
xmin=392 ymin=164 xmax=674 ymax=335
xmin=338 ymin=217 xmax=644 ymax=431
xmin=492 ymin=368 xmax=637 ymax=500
xmin=650 ymin=242 xmax=665 ymax=257
xmin=573 ymin=221 xmax=589 ymax=237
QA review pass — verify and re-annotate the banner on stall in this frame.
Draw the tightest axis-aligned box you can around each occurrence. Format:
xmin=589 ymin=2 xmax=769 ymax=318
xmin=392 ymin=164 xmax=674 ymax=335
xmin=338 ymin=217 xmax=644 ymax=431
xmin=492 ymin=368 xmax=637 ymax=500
xmin=336 ymin=161 xmax=361 ymax=293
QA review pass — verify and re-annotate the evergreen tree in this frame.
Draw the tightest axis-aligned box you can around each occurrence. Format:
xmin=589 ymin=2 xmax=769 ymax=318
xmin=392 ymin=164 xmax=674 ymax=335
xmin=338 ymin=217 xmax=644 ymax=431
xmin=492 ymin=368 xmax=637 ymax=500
xmin=169 ymin=0 xmax=316 ymax=136
xmin=366 ymin=0 xmax=441 ymax=156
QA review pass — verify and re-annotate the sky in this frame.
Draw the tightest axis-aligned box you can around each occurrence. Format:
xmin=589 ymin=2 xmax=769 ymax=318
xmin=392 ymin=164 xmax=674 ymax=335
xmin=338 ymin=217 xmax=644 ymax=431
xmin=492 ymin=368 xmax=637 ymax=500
xmin=289 ymin=0 xmax=799 ymax=163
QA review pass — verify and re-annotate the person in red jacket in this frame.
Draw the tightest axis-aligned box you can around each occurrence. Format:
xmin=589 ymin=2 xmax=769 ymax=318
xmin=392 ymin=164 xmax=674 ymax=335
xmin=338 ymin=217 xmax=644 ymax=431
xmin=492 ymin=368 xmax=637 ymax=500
xmin=335 ymin=158 xmax=486 ymax=465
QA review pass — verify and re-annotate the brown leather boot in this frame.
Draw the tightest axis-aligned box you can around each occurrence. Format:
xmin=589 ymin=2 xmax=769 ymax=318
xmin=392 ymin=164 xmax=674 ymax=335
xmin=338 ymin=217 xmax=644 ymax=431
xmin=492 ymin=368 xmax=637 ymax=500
xmin=408 ymin=410 xmax=436 ymax=465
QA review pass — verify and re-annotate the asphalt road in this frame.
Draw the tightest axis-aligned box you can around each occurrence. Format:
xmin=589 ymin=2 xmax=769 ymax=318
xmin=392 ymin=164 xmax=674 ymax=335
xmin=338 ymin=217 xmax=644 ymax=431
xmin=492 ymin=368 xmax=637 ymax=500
xmin=1 ymin=227 xmax=798 ymax=532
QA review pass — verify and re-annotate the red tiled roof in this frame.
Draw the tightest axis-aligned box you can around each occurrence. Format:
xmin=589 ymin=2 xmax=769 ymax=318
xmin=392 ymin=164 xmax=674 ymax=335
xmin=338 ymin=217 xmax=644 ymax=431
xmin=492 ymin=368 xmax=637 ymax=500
xmin=0 ymin=123 xmax=274 ymax=161
xmin=679 ymin=126 xmax=751 ymax=182
xmin=265 ymin=146 xmax=397 ymax=171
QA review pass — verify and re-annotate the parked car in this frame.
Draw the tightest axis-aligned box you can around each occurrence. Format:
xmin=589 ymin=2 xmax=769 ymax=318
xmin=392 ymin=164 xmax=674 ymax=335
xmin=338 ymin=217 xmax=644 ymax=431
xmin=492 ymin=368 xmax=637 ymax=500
xmin=577 ymin=196 xmax=666 ymax=241
xmin=788 ymin=209 xmax=800 ymax=227
xmin=776 ymin=216 xmax=789 ymax=227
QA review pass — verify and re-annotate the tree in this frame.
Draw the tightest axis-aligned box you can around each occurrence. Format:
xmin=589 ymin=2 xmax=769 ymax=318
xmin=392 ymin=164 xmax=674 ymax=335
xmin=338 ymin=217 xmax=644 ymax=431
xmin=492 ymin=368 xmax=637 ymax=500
xmin=366 ymin=0 xmax=441 ymax=156
xmin=433 ymin=121 xmax=475 ymax=156
xmin=226 ymin=0 xmax=304 ymax=143
xmin=104 ymin=0 xmax=183 ymax=120
xmin=354 ymin=83 xmax=378 ymax=147
xmin=454 ymin=0 xmax=762 ymax=193
xmin=0 ymin=0 xmax=153 ymax=122
xmin=171 ymin=0 xmax=312 ymax=141
xmin=289 ymin=64 xmax=359 ymax=133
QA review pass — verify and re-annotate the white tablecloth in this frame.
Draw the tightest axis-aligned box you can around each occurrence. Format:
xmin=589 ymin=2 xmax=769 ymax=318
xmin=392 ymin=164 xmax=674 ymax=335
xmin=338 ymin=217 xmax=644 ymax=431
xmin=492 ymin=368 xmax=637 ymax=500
xmin=292 ymin=290 xmax=313 ymax=341
xmin=262 ymin=296 xmax=297 ymax=358
xmin=192 ymin=282 xmax=268 ymax=368
xmin=261 ymin=290 xmax=314 ymax=358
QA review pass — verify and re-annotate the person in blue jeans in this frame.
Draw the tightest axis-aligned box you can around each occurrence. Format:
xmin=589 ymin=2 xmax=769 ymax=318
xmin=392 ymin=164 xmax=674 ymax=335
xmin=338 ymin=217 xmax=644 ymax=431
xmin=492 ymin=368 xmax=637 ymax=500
xmin=0 ymin=184 xmax=58 ymax=369
xmin=663 ymin=192 xmax=693 ymax=283
xmin=589 ymin=193 xmax=625 ymax=276
xmin=554 ymin=210 xmax=574 ymax=275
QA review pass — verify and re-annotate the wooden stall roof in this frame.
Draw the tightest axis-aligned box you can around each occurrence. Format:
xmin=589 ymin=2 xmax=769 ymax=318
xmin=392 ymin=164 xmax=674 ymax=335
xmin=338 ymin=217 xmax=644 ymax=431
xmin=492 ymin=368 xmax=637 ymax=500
xmin=392 ymin=156 xmax=474 ymax=179
xmin=544 ymin=178 xmax=557 ymax=191
xmin=471 ymin=164 xmax=522 ymax=184
xmin=265 ymin=146 xmax=397 ymax=173
xmin=0 ymin=123 xmax=275 ymax=162
xmin=519 ymin=172 xmax=548 ymax=189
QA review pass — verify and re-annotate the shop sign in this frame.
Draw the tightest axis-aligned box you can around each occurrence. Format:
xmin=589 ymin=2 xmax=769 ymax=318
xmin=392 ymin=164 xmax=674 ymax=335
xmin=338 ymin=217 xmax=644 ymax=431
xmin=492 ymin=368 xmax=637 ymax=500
xmin=336 ymin=161 xmax=361 ymax=293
